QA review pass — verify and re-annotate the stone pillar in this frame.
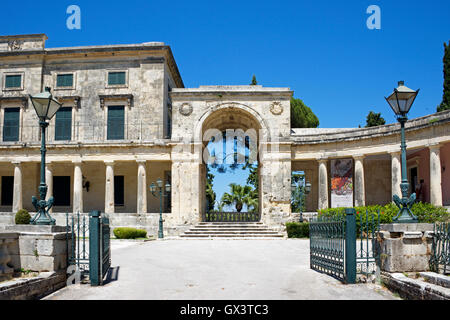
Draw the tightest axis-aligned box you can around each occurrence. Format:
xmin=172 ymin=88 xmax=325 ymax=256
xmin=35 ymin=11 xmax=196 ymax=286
xmin=390 ymin=151 xmax=402 ymax=200
xmin=429 ymin=144 xmax=443 ymax=206
xmin=12 ymin=162 xmax=22 ymax=213
xmin=104 ymin=161 xmax=115 ymax=214
xmin=353 ymin=155 xmax=365 ymax=207
xmin=45 ymin=163 xmax=53 ymax=213
xmin=73 ymin=160 xmax=83 ymax=213
xmin=137 ymin=160 xmax=147 ymax=214
xmin=318 ymin=159 xmax=328 ymax=210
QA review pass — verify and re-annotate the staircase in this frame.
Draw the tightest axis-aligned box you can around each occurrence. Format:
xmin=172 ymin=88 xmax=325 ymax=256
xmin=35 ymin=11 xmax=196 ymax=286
xmin=179 ymin=222 xmax=285 ymax=239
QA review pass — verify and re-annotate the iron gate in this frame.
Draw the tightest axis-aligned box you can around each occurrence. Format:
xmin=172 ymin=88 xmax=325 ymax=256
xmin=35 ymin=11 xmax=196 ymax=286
xmin=89 ymin=210 xmax=111 ymax=286
xmin=66 ymin=210 xmax=110 ymax=286
xmin=309 ymin=208 xmax=380 ymax=283
xmin=429 ymin=222 xmax=450 ymax=274
xmin=66 ymin=211 xmax=89 ymax=276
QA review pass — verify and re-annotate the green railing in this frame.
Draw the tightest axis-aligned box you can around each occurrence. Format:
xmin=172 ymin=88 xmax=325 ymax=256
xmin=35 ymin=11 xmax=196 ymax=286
xmin=66 ymin=211 xmax=89 ymax=276
xmin=203 ymin=211 xmax=261 ymax=222
xmin=309 ymin=208 xmax=381 ymax=284
xmin=430 ymin=222 xmax=450 ymax=274
xmin=310 ymin=215 xmax=346 ymax=281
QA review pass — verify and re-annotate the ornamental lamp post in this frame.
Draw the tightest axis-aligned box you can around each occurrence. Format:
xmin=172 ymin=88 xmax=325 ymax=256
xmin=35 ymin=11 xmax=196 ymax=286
xmin=29 ymin=87 xmax=62 ymax=225
xmin=291 ymin=180 xmax=311 ymax=223
xmin=385 ymin=81 xmax=420 ymax=223
xmin=150 ymin=178 xmax=171 ymax=238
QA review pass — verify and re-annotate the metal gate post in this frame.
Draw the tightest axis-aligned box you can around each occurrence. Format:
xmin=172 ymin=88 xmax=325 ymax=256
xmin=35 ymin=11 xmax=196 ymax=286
xmin=89 ymin=210 xmax=101 ymax=286
xmin=345 ymin=208 xmax=356 ymax=284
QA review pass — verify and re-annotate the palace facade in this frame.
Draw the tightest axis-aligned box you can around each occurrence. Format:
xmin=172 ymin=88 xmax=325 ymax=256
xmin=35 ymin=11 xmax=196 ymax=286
xmin=0 ymin=34 xmax=449 ymax=235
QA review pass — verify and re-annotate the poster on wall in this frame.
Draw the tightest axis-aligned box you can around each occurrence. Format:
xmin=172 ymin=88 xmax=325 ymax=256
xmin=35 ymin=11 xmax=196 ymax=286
xmin=331 ymin=159 xmax=353 ymax=208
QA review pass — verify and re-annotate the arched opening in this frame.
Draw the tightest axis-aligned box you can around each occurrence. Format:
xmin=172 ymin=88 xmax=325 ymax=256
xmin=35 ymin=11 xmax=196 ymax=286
xmin=199 ymin=106 xmax=263 ymax=222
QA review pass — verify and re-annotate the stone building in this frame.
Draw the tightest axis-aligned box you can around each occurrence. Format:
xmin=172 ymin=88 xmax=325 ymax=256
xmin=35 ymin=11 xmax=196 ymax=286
xmin=0 ymin=34 xmax=449 ymax=236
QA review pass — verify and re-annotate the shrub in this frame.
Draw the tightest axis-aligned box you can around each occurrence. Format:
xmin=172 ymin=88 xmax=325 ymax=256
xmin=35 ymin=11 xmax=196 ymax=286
xmin=15 ymin=209 xmax=31 ymax=224
xmin=113 ymin=227 xmax=147 ymax=239
xmin=286 ymin=222 xmax=310 ymax=238
xmin=317 ymin=202 xmax=449 ymax=225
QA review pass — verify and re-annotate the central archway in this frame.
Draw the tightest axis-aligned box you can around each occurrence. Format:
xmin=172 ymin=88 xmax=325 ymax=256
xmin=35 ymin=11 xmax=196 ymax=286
xmin=198 ymin=105 xmax=265 ymax=222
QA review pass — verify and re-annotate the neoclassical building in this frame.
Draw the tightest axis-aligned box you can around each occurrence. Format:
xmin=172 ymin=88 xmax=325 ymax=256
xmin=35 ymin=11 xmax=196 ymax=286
xmin=0 ymin=34 xmax=449 ymax=235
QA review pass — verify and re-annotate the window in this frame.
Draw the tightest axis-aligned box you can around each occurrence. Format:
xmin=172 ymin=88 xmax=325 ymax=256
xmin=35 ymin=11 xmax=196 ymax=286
xmin=107 ymin=106 xmax=124 ymax=140
xmin=3 ymin=108 xmax=20 ymax=142
xmin=114 ymin=176 xmax=124 ymax=206
xmin=56 ymin=74 xmax=74 ymax=88
xmin=4 ymin=74 xmax=21 ymax=89
xmin=53 ymin=176 xmax=71 ymax=206
xmin=108 ymin=71 xmax=126 ymax=86
xmin=55 ymin=107 xmax=72 ymax=140
xmin=1 ymin=176 xmax=13 ymax=206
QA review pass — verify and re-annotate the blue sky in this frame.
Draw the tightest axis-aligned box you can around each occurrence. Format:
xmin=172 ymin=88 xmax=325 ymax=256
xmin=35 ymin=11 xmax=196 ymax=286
xmin=1 ymin=0 xmax=449 ymax=207
xmin=1 ymin=0 xmax=449 ymax=128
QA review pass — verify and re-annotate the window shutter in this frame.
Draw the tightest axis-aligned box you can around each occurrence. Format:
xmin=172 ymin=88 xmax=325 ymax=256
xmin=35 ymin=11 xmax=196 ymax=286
xmin=3 ymin=108 xmax=20 ymax=141
xmin=57 ymin=74 xmax=73 ymax=87
xmin=107 ymin=106 xmax=124 ymax=140
xmin=108 ymin=72 xmax=126 ymax=85
xmin=55 ymin=107 xmax=72 ymax=140
xmin=5 ymin=75 xmax=21 ymax=88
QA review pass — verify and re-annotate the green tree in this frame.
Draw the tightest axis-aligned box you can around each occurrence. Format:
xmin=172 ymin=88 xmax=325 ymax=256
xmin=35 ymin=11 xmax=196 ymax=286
xmin=205 ymin=167 xmax=216 ymax=212
xmin=290 ymin=97 xmax=319 ymax=128
xmin=221 ymin=183 xmax=257 ymax=212
xmin=438 ymin=41 xmax=450 ymax=112
xmin=250 ymin=75 xmax=257 ymax=85
xmin=365 ymin=111 xmax=386 ymax=127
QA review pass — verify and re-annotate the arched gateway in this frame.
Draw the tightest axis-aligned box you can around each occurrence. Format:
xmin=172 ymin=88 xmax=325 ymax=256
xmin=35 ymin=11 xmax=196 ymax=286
xmin=169 ymin=86 xmax=293 ymax=231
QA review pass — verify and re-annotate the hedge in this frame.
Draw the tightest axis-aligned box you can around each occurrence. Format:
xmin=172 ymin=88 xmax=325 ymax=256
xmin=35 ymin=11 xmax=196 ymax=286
xmin=113 ymin=227 xmax=147 ymax=239
xmin=286 ymin=222 xmax=310 ymax=238
xmin=15 ymin=209 xmax=31 ymax=225
xmin=317 ymin=202 xmax=449 ymax=225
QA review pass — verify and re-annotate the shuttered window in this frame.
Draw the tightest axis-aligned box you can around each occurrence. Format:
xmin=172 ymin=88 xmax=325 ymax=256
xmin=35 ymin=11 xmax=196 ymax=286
xmin=108 ymin=72 xmax=126 ymax=85
xmin=56 ymin=74 xmax=73 ymax=87
xmin=114 ymin=176 xmax=124 ymax=206
xmin=1 ymin=176 xmax=14 ymax=206
xmin=107 ymin=106 xmax=124 ymax=140
xmin=3 ymin=108 xmax=20 ymax=142
xmin=4 ymin=75 xmax=21 ymax=88
xmin=55 ymin=107 xmax=72 ymax=140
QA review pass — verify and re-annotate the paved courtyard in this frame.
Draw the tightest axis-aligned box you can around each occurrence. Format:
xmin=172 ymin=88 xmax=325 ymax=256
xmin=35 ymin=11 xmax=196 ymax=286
xmin=44 ymin=239 xmax=398 ymax=300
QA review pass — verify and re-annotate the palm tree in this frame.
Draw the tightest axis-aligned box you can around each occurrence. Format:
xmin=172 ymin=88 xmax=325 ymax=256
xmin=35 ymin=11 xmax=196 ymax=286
xmin=221 ymin=183 xmax=257 ymax=212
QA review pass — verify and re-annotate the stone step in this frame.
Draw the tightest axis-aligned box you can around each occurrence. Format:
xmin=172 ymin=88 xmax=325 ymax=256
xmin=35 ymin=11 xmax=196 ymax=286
xmin=184 ymin=231 xmax=281 ymax=235
xmin=180 ymin=233 xmax=284 ymax=238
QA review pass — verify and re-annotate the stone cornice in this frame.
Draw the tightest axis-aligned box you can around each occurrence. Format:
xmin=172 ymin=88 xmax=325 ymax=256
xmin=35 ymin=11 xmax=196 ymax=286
xmin=0 ymin=95 xmax=28 ymax=108
xmin=291 ymin=110 xmax=450 ymax=145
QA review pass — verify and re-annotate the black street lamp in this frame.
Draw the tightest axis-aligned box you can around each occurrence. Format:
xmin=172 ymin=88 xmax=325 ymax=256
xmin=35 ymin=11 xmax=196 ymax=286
xmin=385 ymin=81 xmax=420 ymax=223
xmin=291 ymin=180 xmax=311 ymax=223
xmin=29 ymin=87 xmax=62 ymax=225
xmin=150 ymin=178 xmax=171 ymax=238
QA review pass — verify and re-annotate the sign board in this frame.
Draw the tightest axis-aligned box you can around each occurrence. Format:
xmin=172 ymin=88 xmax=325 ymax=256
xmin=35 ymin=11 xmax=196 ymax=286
xmin=331 ymin=159 xmax=353 ymax=208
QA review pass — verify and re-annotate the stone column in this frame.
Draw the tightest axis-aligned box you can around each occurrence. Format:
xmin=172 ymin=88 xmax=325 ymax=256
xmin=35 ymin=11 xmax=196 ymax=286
xmin=318 ymin=159 xmax=329 ymax=210
xmin=12 ymin=161 xmax=22 ymax=213
xmin=429 ymin=144 xmax=443 ymax=206
xmin=353 ymin=155 xmax=365 ymax=207
xmin=104 ymin=161 xmax=115 ymax=214
xmin=390 ymin=151 xmax=402 ymax=200
xmin=45 ymin=163 xmax=53 ymax=213
xmin=137 ymin=160 xmax=147 ymax=214
xmin=73 ymin=160 xmax=83 ymax=213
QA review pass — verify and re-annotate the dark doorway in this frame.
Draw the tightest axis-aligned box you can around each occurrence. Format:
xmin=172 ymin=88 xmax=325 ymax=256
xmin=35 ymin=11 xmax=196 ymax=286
xmin=410 ymin=167 xmax=418 ymax=195
xmin=1 ymin=176 xmax=14 ymax=206
xmin=53 ymin=176 xmax=71 ymax=206
xmin=114 ymin=176 xmax=124 ymax=206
